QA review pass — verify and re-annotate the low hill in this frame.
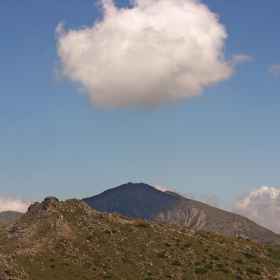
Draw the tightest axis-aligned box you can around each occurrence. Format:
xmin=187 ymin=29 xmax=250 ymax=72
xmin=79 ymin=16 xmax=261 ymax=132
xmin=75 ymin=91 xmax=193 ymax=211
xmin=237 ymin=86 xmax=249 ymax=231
xmin=0 ymin=211 xmax=23 ymax=226
xmin=1 ymin=196 xmax=280 ymax=279
xmin=82 ymin=182 xmax=280 ymax=244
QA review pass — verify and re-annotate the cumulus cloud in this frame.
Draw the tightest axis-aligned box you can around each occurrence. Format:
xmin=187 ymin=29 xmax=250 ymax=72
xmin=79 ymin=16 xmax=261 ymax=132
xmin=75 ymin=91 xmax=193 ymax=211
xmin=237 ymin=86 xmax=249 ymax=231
xmin=232 ymin=186 xmax=280 ymax=233
xmin=200 ymin=195 xmax=219 ymax=207
xmin=56 ymin=0 xmax=234 ymax=109
xmin=268 ymin=64 xmax=280 ymax=76
xmin=0 ymin=196 xmax=31 ymax=213
xmin=232 ymin=54 xmax=252 ymax=65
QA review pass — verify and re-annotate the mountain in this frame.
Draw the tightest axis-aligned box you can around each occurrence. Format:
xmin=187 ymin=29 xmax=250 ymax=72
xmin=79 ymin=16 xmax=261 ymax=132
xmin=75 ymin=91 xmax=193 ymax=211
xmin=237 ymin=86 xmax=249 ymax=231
xmin=0 ymin=210 xmax=23 ymax=226
xmin=1 ymin=196 xmax=280 ymax=279
xmin=82 ymin=182 xmax=280 ymax=244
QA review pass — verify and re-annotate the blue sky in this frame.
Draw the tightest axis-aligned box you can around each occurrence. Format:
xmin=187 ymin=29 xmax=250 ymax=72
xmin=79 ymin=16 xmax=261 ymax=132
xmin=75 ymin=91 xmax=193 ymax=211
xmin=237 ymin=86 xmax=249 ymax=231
xmin=0 ymin=0 xmax=280 ymax=226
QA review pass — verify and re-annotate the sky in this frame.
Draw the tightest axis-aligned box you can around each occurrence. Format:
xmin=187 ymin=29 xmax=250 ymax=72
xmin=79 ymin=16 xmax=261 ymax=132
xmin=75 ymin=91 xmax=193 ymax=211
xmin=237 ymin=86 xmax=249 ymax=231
xmin=0 ymin=0 xmax=280 ymax=231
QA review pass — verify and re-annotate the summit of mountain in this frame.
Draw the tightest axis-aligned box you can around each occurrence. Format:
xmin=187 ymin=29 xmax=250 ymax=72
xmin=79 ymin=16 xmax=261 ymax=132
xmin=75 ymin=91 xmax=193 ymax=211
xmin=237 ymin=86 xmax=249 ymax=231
xmin=82 ymin=182 xmax=280 ymax=244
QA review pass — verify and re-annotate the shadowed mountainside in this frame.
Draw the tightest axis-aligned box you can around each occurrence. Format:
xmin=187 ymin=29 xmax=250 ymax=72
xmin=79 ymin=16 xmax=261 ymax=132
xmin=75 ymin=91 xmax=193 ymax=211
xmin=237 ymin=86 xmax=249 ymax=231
xmin=83 ymin=182 xmax=280 ymax=244
xmin=1 ymin=196 xmax=280 ymax=279
xmin=0 ymin=211 xmax=23 ymax=227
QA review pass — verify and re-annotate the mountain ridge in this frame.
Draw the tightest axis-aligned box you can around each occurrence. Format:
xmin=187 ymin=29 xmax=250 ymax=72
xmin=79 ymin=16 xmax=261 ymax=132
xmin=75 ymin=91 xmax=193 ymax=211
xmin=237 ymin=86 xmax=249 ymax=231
xmin=82 ymin=182 xmax=280 ymax=244
xmin=0 ymin=210 xmax=23 ymax=227
xmin=1 ymin=196 xmax=280 ymax=279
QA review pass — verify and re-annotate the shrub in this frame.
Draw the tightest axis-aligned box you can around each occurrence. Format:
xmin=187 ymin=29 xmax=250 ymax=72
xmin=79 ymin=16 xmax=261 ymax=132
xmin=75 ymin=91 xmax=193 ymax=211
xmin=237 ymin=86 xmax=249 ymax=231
xmin=157 ymin=253 xmax=167 ymax=259
xmin=164 ymin=242 xmax=171 ymax=247
xmin=204 ymin=264 xmax=213 ymax=269
xmin=194 ymin=268 xmax=208 ymax=275
xmin=235 ymin=259 xmax=244 ymax=264
xmin=137 ymin=223 xmax=149 ymax=228
xmin=210 ymin=255 xmax=219 ymax=261
xmin=171 ymin=260 xmax=181 ymax=266
xmin=243 ymin=252 xmax=254 ymax=259
xmin=247 ymin=268 xmax=261 ymax=275
xmin=217 ymin=268 xmax=229 ymax=273
xmin=236 ymin=276 xmax=243 ymax=280
xmin=165 ymin=275 xmax=171 ymax=279
xmin=184 ymin=243 xmax=191 ymax=248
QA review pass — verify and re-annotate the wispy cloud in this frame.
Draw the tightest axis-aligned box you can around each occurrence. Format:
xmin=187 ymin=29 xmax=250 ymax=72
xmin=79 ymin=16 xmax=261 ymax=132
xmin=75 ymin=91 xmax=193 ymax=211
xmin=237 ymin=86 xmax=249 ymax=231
xmin=232 ymin=186 xmax=280 ymax=233
xmin=155 ymin=185 xmax=217 ymax=204
xmin=267 ymin=64 xmax=280 ymax=76
xmin=200 ymin=195 xmax=219 ymax=207
xmin=56 ymin=0 xmax=234 ymax=109
xmin=182 ymin=192 xmax=196 ymax=200
xmin=232 ymin=54 xmax=253 ymax=65
xmin=0 ymin=196 xmax=31 ymax=212
xmin=154 ymin=185 xmax=175 ymax=193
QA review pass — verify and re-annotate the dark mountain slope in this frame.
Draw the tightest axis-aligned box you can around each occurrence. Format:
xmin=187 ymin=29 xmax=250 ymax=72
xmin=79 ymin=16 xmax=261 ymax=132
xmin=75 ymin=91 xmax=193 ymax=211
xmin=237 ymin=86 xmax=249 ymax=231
xmin=0 ymin=210 xmax=23 ymax=226
xmin=82 ymin=182 xmax=181 ymax=220
xmin=1 ymin=196 xmax=280 ymax=279
xmin=83 ymin=182 xmax=280 ymax=244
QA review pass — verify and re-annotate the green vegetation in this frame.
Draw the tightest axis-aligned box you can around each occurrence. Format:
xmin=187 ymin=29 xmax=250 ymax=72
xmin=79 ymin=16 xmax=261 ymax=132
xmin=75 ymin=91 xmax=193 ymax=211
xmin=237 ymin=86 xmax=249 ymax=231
xmin=0 ymin=197 xmax=280 ymax=279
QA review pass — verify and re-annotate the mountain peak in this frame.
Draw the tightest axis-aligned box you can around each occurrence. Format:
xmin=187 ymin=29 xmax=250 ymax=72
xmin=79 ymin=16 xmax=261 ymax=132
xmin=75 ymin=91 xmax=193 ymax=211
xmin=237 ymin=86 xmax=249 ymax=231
xmin=83 ymin=182 xmax=280 ymax=244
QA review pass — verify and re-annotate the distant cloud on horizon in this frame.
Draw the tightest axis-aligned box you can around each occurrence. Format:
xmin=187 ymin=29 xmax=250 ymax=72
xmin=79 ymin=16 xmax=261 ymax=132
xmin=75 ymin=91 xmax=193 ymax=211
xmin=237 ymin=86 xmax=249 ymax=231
xmin=155 ymin=185 xmax=217 ymax=205
xmin=55 ymin=0 xmax=239 ymax=109
xmin=0 ymin=196 xmax=31 ymax=213
xmin=154 ymin=185 xmax=174 ymax=193
xmin=155 ymin=185 xmax=194 ymax=198
xmin=267 ymin=64 xmax=280 ymax=76
xmin=200 ymin=194 xmax=219 ymax=207
xmin=232 ymin=186 xmax=280 ymax=233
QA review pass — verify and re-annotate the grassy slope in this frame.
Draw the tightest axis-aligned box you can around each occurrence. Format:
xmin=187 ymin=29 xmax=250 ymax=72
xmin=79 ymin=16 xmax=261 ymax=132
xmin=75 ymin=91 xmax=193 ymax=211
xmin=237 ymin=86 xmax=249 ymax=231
xmin=0 ymin=198 xmax=280 ymax=280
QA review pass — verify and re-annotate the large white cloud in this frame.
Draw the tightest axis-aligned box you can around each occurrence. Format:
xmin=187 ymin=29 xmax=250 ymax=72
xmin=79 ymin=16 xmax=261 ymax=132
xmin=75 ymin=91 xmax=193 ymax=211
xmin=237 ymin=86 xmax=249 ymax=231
xmin=56 ymin=0 xmax=234 ymax=109
xmin=0 ymin=196 xmax=31 ymax=213
xmin=232 ymin=186 xmax=280 ymax=233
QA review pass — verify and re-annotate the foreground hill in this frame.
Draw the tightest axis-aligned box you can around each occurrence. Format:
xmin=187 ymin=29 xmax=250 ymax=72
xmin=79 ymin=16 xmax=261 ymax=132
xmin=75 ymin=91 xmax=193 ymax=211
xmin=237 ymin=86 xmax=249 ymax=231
xmin=1 ymin=197 xmax=280 ymax=279
xmin=82 ymin=182 xmax=280 ymax=244
xmin=0 ymin=211 xmax=23 ymax=227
